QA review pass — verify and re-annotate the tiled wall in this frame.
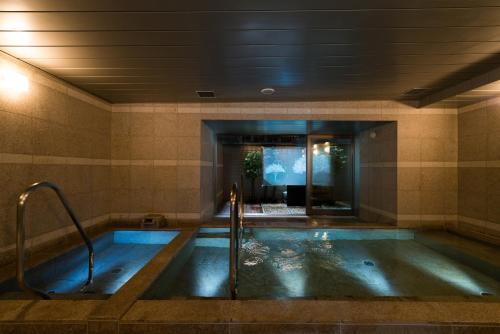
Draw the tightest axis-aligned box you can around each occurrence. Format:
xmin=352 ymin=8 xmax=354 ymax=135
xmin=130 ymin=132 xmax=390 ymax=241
xmin=113 ymin=101 xmax=458 ymax=227
xmin=0 ymin=52 xmax=112 ymax=263
xmin=110 ymin=104 xmax=204 ymax=224
xmin=457 ymin=97 xmax=500 ymax=240
xmin=359 ymin=122 xmax=397 ymax=223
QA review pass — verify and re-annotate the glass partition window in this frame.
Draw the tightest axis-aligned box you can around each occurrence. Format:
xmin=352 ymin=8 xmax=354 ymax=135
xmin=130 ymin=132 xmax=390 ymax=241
xmin=308 ymin=136 xmax=354 ymax=215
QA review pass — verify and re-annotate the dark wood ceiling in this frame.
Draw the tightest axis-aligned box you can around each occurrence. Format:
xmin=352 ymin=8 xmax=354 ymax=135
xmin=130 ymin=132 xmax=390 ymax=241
xmin=1 ymin=0 xmax=500 ymax=103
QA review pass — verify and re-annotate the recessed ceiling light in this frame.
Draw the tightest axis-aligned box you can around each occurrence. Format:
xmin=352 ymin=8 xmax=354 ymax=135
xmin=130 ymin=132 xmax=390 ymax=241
xmin=260 ymin=87 xmax=275 ymax=95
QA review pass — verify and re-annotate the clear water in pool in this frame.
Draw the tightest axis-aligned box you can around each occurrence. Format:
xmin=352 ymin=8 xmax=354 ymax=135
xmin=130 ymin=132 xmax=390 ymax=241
xmin=143 ymin=228 xmax=500 ymax=299
xmin=0 ymin=230 xmax=178 ymax=297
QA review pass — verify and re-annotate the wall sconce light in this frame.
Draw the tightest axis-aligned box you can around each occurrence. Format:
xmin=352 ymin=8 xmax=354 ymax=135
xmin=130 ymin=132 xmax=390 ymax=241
xmin=0 ymin=68 xmax=29 ymax=95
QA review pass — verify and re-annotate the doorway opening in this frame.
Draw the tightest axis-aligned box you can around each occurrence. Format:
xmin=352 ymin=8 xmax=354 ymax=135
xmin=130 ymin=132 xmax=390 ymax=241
xmin=203 ymin=120 xmax=396 ymax=221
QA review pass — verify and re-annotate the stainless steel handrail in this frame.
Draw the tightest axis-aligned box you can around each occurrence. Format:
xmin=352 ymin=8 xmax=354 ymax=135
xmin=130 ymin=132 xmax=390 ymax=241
xmin=16 ymin=181 xmax=94 ymax=299
xmin=229 ymin=182 xmax=239 ymax=299
xmin=239 ymin=174 xmax=244 ymax=228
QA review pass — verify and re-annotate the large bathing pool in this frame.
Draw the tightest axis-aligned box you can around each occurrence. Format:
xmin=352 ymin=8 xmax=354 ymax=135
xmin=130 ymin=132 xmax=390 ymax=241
xmin=0 ymin=230 xmax=179 ymax=299
xmin=142 ymin=228 xmax=500 ymax=300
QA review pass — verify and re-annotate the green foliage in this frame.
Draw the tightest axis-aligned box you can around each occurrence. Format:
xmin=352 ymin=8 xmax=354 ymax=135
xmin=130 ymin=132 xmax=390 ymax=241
xmin=331 ymin=145 xmax=347 ymax=172
xmin=243 ymin=151 xmax=263 ymax=179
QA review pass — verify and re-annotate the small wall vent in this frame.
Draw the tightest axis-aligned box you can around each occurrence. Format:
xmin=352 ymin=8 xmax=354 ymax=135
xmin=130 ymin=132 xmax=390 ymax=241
xmin=196 ymin=90 xmax=215 ymax=98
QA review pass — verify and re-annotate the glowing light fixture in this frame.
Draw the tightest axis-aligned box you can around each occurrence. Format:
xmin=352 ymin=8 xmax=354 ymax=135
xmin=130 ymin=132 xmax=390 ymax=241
xmin=0 ymin=68 xmax=29 ymax=95
xmin=2 ymin=17 xmax=31 ymax=45
xmin=324 ymin=142 xmax=331 ymax=154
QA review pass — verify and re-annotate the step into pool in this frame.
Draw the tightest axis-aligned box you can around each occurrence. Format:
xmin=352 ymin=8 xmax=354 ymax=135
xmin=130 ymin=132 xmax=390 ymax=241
xmin=142 ymin=228 xmax=500 ymax=300
xmin=0 ymin=230 xmax=179 ymax=299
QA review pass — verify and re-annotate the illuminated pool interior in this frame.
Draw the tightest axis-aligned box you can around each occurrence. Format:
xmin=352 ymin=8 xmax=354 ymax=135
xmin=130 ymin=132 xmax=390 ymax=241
xmin=142 ymin=228 xmax=500 ymax=300
xmin=0 ymin=230 xmax=179 ymax=298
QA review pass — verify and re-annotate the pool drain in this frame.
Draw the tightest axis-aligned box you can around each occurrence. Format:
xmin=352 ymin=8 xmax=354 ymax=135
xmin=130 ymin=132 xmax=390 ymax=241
xmin=111 ymin=268 xmax=122 ymax=274
xmin=363 ymin=260 xmax=375 ymax=266
xmin=481 ymin=292 xmax=493 ymax=296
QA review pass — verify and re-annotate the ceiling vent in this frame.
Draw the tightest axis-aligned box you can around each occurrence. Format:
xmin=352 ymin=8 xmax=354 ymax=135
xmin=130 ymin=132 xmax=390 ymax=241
xmin=402 ymin=88 xmax=431 ymax=97
xmin=196 ymin=90 xmax=215 ymax=98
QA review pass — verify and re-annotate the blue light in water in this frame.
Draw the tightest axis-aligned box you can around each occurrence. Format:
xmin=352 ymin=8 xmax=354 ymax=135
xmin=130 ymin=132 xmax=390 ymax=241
xmin=195 ymin=238 xmax=229 ymax=248
xmin=398 ymin=248 xmax=486 ymax=295
xmin=113 ymin=230 xmax=179 ymax=244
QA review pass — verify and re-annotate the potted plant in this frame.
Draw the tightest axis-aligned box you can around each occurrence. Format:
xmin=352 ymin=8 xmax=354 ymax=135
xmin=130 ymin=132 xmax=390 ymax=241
xmin=243 ymin=150 xmax=262 ymax=203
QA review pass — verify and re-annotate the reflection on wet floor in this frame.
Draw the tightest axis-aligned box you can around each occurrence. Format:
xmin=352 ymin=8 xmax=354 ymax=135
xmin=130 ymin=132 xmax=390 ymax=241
xmin=143 ymin=228 xmax=500 ymax=300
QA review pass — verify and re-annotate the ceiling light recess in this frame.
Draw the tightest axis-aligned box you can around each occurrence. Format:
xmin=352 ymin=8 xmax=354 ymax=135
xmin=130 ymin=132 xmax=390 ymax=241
xmin=260 ymin=87 xmax=275 ymax=95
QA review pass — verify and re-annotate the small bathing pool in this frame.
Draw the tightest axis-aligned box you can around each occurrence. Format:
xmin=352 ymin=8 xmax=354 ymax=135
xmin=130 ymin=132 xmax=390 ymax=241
xmin=0 ymin=230 xmax=179 ymax=299
xmin=142 ymin=227 xmax=500 ymax=300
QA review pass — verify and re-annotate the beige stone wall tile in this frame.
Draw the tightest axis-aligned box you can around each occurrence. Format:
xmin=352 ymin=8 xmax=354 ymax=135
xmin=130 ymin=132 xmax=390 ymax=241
xmin=154 ymin=136 xmax=178 ymax=160
xmin=129 ymin=112 xmax=155 ymax=136
xmin=487 ymin=193 xmax=500 ymax=224
xmin=130 ymin=165 xmax=154 ymax=190
xmin=200 ymin=102 xmax=218 ymax=114
xmin=111 ymin=135 xmax=130 ymax=160
xmin=111 ymin=166 xmax=130 ymax=190
xmin=64 ymin=165 xmax=92 ymax=194
xmin=177 ymin=114 xmax=201 ymax=137
xmin=129 ymin=189 xmax=154 ymax=213
xmin=396 ymin=115 xmax=421 ymax=139
xmin=398 ymin=167 xmax=421 ymax=190
xmin=486 ymin=104 xmax=500 ymax=133
xmin=459 ymin=190 xmax=488 ymax=220
xmin=398 ymin=190 xmax=421 ymax=214
xmin=178 ymin=103 xmax=201 ymax=114
xmin=111 ymin=112 xmax=130 ymax=136
xmin=90 ymin=132 xmax=111 ymax=159
xmin=459 ymin=134 xmax=487 ymax=161
xmin=65 ymin=129 xmax=92 ymax=158
xmin=421 ymin=167 xmax=457 ymax=191
xmin=0 ymin=111 xmax=33 ymax=155
xmin=421 ymin=137 xmax=457 ymax=162
xmin=34 ymin=84 xmax=69 ymax=125
xmin=0 ymin=205 xmax=16 ymax=248
xmin=177 ymin=166 xmax=200 ymax=189
xmin=92 ymin=190 xmax=111 ymax=218
xmin=130 ymin=136 xmax=154 ymax=160
xmin=459 ymin=167 xmax=487 ymax=193
xmin=419 ymin=114 xmax=457 ymax=139
xmin=154 ymin=113 xmax=178 ymax=137
xmin=0 ymin=164 xmax=33 ymax=209
xmin=91 ymin=165 xmax=111 ymax=192
xmin=459 ymin=108 xmax=488 ymax=137
xmin=398 ymin=138 xmax=421 ymax=162
xmin=176 ymin=189 xmax=200 ymax=213
xmin=487 ymin=130 xmax=500 ymax=160
xmin=153 ymin=103 xmax=177 ymax=113
xmin=153 ymin=190 xmax=177 ymax=212
xmin=444 ymin=191 xmax=458 ymax=215
xmin=177 ymin=137 xmax=201 ymax=160
xmin=129 ymin=104 xmax=154 ymax=113
xmin=420 ymin=190 xmax=445 ymax=215
xmin=153 ymin=166 xmax=177 ymax=190
xmin=487 ymin=167 xmax=500 ymax=195
xmin=111 ymin=189 xmax=130 ymax=213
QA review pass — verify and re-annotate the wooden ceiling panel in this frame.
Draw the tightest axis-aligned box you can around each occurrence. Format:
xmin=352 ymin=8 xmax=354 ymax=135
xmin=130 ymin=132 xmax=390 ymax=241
xmin=1 ymin=1 xmax=499 ymax=103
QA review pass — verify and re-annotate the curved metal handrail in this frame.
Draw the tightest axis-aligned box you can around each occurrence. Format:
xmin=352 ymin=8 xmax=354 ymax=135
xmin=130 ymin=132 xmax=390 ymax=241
xmin=239 ymin=174 xmax=244 ymax=228
xmin=16 ymin=181 xmax=94 ymax=299
xmin=229 ymin=182 xmax=239 ymax=299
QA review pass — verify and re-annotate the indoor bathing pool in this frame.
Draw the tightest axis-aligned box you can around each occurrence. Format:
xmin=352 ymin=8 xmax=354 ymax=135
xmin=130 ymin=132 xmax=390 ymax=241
xmin=142 ymin=228 xmax=500 ymax=300
xmin=0 ymin=230 xmax=179 ymax=299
